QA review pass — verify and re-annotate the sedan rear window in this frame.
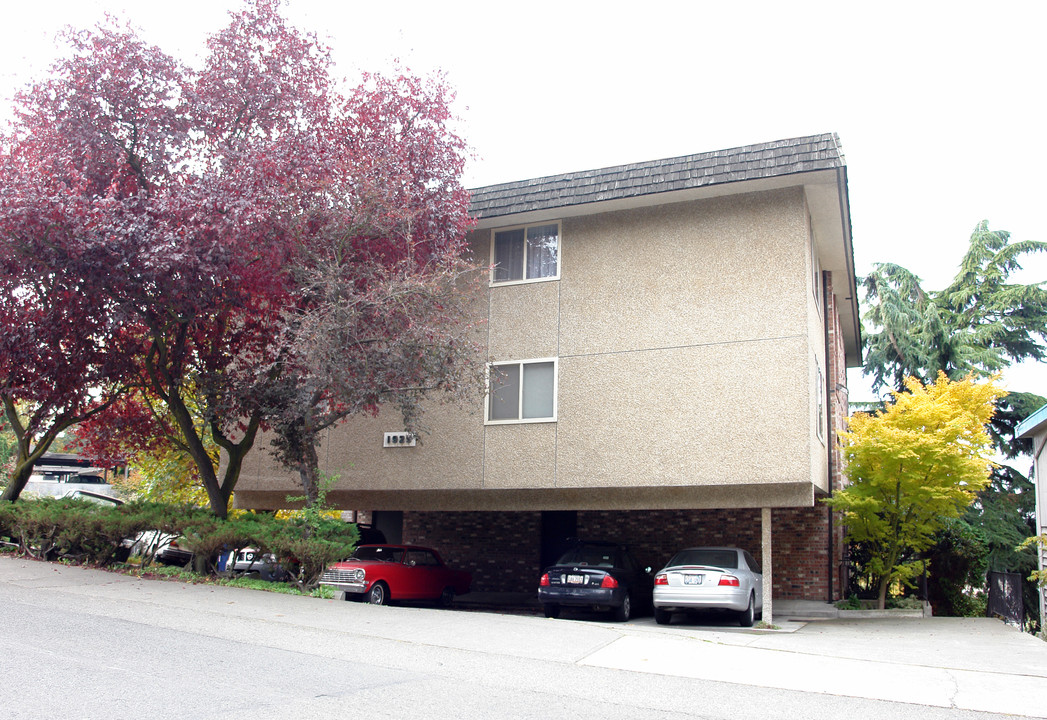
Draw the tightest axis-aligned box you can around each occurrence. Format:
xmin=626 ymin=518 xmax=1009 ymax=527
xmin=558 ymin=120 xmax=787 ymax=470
xmin=669 ymin=549 xmax=738 ymax=569
xmin=556 ymin=545 xmax=619 ymax=568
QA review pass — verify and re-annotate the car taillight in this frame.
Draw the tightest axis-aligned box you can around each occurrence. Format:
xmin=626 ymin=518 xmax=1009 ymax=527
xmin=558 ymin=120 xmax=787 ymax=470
xmin=718 ymin=575 xmax=740 ymax=587
xmin=539 ymin=573 xmax=550 ymax=587
xmin=600 ymin=574 xmax=619 ymax=589
xmin=654 ymin=574 xmax=668 ymax=585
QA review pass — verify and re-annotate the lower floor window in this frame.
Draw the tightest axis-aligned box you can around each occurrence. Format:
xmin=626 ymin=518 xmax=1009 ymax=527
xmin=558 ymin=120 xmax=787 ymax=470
xmin=487 ymin=359 xmax=556 ymax=422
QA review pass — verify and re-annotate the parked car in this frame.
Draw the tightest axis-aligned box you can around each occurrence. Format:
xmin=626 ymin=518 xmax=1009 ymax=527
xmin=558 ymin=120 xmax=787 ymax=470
xmin=538 ymin=540 xmax=653 ymax=622
xmin=319 ymin=544 xmax=471 ymax=606
xmin=653 ymin=547 xmax=763 ymax=626
xmin=60 ymin=490 xmax=135 ymax=562
xmin=155 ymin=537 xmax=195 ymax=567
xmin=62 ymin=489 xmax=124 ymax=505
xmin=228 ymin=548 xmax=293 ymax=581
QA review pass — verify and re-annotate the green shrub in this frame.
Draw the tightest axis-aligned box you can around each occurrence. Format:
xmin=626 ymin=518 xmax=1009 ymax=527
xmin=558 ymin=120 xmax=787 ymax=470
xmin=0 ymin=501 xmax=17 ymax=544
xmin=835 ymin=595 xmax=863 ymax=610
xmin=885 ymin=595 xmax=924 ymax=610
xmin=51 ymin=502 xmax=140 ymax=566
xmin=250 ymin=511 xmax=358 ymax=590
xmin=949 ymin=591 xmax=988 ymax=617
xmin=0 ymin=495 xmax=362 ymax=587
xmin=120 ymin=502 xmax=195 ymax=566
xmin=0 ymin=497 xmax=144 ymax=566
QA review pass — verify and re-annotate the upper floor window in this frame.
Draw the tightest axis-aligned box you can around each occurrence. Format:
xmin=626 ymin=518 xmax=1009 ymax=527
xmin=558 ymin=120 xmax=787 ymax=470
xmin=486 ymin=358 xmax=557 ymax=423
xmin=491 ymin=222 xmax=560 ymax=284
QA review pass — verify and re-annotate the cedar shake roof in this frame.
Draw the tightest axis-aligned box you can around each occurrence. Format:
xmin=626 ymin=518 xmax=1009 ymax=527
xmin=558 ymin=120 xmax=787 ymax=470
xmin=469 ymin=133 xmax=846 ymax=220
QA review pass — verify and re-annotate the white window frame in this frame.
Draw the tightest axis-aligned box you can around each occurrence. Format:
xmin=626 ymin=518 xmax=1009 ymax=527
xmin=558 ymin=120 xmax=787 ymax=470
xmin=489 ymin=221 xmax=561 ymax=286
xmin=485 ymin=357 xmax=558 ymax=424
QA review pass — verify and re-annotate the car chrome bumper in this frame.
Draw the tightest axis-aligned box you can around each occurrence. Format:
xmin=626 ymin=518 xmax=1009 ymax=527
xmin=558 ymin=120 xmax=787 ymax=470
xmin=319 ymin=580 xmax=367 ymax=593
xmin=653 ymin=588 xmax=750 ymax=611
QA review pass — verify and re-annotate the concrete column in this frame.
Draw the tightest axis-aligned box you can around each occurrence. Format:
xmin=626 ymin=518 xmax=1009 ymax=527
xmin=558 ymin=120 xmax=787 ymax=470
xmin=762 ymin=507 xmax=773 ymax=625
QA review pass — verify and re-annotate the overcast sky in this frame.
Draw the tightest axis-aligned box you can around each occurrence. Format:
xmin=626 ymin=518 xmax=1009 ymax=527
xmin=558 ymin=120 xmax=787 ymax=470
xmin=3 ymin=0 xmax=1045 ymax=405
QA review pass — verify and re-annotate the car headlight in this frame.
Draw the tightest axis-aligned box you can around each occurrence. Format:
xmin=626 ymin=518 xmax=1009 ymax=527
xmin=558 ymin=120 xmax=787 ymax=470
xmin=353 ymin=568 xmax=365 ymax=582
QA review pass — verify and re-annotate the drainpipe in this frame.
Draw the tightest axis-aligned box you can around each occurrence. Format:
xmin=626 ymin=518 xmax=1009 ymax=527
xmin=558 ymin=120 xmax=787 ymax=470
xmin=822 ymin=269 xmax=836 ymax=604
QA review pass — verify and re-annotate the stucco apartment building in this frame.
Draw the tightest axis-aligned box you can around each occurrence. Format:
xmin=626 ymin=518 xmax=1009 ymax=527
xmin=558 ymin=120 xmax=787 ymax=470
xmin=235 ymin=133 xmax=862 ymax=604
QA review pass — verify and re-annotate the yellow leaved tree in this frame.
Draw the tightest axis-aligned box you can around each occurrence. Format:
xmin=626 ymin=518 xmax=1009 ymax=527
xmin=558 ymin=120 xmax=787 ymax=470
xmin=110 ymin=443 xmax=214 ymax=507
xmin=827 ymin=373 xmax=1005 ymax=609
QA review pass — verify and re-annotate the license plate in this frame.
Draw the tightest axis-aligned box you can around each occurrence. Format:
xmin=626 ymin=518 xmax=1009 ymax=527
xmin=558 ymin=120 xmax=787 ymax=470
xmin=567 ymin=574 xmax=585 ymax=585
xmin=683 ymin=575 xmax=703 ymax=586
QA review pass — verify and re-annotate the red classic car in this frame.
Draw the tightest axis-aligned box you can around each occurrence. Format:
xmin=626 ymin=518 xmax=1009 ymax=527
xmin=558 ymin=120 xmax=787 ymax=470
xmin=319 ymin=544 xmax=472 ymax=606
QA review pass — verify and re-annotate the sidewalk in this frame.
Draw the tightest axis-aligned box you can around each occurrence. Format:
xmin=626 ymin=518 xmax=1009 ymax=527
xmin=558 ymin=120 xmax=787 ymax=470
xmin=454 ymin=591 xmax=843 ymax=621
xmin=4 ymin=556 xmax=1047 ymax=717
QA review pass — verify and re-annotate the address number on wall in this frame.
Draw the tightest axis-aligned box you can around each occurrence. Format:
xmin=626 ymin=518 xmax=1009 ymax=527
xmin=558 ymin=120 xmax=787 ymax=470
xmin=383 ymin=432 xmax=417 ymax=448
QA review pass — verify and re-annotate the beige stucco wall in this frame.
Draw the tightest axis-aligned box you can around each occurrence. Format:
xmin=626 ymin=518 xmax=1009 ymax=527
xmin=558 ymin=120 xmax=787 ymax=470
xmin=802 ymin=195 xmax=831 ymax=495
xmin=237 ymin=186 xmax=831 ymax=510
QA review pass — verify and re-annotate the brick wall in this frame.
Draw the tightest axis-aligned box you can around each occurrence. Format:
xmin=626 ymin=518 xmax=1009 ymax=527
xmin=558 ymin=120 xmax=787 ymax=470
xmin=772 ymin=506 xmax=831 ymax=599
xmin=399 ymin=506 xmax=835 ymax=600
xmin=405 ymin=510 xmax=542 ymax=592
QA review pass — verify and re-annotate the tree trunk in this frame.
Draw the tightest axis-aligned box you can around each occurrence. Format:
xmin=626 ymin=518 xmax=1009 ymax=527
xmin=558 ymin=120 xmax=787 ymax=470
xmin=296 ymin=440 xmax=321 ymax=507
xmin=877 ymin=576 xmax=890 ymax=610
xmin=0 ymin=399 xmax=61 ymax=503
xmin=0 ymin=461 xmax=33 ymax=503
xmin=144 ymin=335 xmax=260 ymax=519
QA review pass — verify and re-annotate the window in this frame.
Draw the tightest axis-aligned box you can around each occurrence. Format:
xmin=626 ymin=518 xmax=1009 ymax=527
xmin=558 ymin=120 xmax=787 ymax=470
xmin=405 ymin=550 xmax=439 ymax=567
xmin=491 ymin=222 xmax=560 ymax=284
xmin=487 ymin=359 xmax=557 ymax=423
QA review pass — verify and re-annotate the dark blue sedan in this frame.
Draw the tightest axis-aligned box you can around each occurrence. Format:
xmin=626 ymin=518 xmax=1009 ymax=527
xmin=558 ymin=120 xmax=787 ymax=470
xmin=538 ymin=540 xmax=652 ymax=622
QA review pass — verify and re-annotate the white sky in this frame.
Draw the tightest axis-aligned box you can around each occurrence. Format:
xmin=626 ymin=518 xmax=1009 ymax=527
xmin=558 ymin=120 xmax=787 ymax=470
xmin=3 ymin=0 xmax=1046 ymax=406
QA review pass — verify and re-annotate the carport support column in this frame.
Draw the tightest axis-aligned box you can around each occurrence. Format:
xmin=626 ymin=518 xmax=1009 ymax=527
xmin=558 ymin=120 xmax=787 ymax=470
xmin=762 ymin=507 xmax=773 ymax=625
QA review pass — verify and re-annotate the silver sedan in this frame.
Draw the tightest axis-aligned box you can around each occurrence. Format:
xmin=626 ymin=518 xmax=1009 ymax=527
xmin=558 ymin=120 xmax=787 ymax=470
xmin=653 ymin=547 xmax=763 ymax=626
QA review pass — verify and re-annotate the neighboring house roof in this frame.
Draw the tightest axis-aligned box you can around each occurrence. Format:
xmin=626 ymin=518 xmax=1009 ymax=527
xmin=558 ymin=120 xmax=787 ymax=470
xmin=469 ymin=133 xmax=845 ymax=220
xmin=1017 ymin=402 xmax=1047 ymax=439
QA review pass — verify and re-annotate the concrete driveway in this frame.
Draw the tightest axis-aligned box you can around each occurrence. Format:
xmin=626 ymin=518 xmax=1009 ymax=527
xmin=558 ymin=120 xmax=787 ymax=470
xmin=3 ymin=556 xmax=1046 ymax=718
xmin=584 ymin=616 xmax=1047 ymax=717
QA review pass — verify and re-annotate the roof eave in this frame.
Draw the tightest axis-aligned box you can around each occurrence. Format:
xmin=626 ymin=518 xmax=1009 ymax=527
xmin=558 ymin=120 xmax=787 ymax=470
xmin=471 ymin=167 xmax=837 ymax=229
xmin=1017 ymin=403 xmax=1047 ymax=438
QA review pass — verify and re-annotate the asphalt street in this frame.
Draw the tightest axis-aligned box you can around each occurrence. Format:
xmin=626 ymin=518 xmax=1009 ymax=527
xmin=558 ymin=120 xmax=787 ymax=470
xmin=2 ymin=556 xmax=1045 ymax=719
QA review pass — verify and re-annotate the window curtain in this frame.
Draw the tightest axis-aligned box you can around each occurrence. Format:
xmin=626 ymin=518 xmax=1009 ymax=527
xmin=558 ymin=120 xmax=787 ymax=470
xmin=522 ymin=361 xmax=554 ymax=419
xmin=526 ymin=224 xmax=559 ymax=279
xmin=494 ymin=229 xmax=525 ymax=282
xmin=489 ymin=364 xmax=520 ymax=420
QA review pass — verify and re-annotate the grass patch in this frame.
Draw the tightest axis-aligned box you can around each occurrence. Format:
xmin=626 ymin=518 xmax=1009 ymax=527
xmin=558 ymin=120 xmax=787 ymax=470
xmin=114 ymin=561 xmax=336 ymax=598
xmin=221 ymin=575 xmax=301 ymax=594
xmin=310 ymin=585 xmax=337 ymax=599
